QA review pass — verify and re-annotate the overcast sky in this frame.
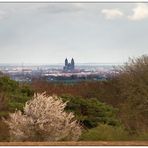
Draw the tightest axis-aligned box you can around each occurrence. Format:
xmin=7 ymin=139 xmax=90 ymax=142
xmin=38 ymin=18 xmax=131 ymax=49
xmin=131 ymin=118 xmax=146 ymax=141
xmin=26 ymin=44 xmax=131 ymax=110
xmin=0 ymin=3 xmax=148 ymax=64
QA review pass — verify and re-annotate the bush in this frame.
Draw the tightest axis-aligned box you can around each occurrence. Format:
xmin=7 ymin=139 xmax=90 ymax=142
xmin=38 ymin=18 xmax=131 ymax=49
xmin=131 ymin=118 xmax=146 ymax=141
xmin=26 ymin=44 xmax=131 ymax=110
xmin=80 ymin=124 xmax=129 ymax=141
xmin=115 ymin=55 xmax=148 ymax=133
xmin=0 ymin=76 xmax=34 ymax=113
xmin=0 ymin=120 xmax=9 ymax=141
xmin=4 ymin=93 xmax=81 ymax=142
xmin=61 ymin=95 xmax=120 ymax=128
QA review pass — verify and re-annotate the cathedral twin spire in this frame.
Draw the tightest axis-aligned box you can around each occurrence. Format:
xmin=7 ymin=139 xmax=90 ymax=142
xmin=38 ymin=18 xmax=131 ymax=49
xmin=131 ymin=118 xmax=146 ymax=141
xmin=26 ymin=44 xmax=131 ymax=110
xmin=63 ymin=58 xmax=75 ymax=71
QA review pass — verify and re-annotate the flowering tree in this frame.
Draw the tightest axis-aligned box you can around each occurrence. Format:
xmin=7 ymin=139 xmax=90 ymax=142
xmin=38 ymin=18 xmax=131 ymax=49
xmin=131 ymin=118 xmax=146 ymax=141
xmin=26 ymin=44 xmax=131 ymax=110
xmin=4 ymin=93 xmax=81 ymax=141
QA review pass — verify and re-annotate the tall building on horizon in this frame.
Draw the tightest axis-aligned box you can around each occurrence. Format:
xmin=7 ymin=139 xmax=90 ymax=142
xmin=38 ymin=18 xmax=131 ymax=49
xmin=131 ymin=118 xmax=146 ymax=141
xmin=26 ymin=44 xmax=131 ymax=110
xmin=63 ymin=58 xmax=75 ymax=72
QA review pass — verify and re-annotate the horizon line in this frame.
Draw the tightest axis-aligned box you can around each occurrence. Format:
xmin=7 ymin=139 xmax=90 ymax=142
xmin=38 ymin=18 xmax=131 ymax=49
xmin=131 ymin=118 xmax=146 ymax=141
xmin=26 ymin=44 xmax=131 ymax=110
xmin=0 ymin=62 xmax=123 ymax=65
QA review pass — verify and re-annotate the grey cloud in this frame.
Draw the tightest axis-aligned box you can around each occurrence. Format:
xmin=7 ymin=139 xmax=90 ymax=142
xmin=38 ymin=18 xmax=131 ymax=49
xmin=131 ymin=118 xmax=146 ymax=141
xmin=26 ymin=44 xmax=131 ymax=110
xmin=0 ymin=3 xmax=85 ymax=21
xmin=36 ymin=3 xmax=84 ymax=14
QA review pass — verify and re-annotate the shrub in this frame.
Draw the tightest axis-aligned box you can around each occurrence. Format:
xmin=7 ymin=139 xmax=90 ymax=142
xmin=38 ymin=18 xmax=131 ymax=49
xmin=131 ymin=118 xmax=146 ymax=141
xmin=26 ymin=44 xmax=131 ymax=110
xmin=0 ymin=120 xmax=9 ymax=142
xmin=133 ymin=132 xmax=148 ymax=140
xmin=0 ymin=76 xmax=34 ymax=113
xmin=61 ymin=95 xmax=120 ymax=128
xmin=80 ymin=124 xmax=129 ymax=141
xmin=116 ymin=55 xmax=148 ymax=133
xmin=4 ymin=93 xmax=81 ymax=142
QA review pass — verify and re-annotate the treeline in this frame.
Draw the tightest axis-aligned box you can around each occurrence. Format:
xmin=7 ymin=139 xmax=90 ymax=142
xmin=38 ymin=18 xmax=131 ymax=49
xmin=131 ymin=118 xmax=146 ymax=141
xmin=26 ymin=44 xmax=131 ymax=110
xmin=31 ymin=79 xmax=121 ymax=106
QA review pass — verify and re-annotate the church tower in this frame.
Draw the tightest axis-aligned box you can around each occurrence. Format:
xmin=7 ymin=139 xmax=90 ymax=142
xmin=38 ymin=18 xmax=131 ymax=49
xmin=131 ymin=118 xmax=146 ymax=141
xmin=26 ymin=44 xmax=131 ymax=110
xmin=63 ymin=58 xmax=75 ymax=71
xmin=71 ymin=58 xmax=75 ymax=70
xmin=65 ymin=58 xmax=68 ymax=67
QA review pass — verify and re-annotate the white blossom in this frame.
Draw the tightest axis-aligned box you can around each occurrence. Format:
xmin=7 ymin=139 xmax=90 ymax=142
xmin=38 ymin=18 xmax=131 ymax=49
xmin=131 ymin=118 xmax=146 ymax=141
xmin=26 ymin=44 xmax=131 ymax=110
xmin=4 ymin=92 xmax=81 ymax=141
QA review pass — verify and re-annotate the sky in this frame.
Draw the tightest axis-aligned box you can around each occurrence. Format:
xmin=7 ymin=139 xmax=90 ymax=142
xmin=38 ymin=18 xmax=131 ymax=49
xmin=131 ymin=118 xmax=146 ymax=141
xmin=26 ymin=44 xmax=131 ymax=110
xmin=0 ymin=2 xmax=148 ymax=64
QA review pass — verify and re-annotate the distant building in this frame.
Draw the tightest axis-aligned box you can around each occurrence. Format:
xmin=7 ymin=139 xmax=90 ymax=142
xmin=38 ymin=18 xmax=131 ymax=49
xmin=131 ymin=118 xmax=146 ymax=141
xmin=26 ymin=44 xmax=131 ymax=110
xmin=63 ymin=58 xmax=75 ymax=72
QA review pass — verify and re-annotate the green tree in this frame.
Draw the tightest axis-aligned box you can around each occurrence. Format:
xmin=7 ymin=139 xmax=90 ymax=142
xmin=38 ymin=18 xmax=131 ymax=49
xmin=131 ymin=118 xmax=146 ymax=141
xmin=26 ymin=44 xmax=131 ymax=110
xmin=61 ymin=95 xmax=120 ymax=128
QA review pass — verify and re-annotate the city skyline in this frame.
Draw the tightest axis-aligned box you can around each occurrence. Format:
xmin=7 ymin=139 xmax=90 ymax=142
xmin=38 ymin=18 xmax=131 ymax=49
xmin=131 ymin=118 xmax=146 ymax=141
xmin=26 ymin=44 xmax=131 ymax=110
xmin=0 ymin=3 xmax=148 ymax=64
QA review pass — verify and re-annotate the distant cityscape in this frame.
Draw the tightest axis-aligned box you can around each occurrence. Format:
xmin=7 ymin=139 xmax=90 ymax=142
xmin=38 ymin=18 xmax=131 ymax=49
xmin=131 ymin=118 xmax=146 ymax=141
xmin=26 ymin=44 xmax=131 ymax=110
xmin=0 ymin=59 xmax=119 ymax=83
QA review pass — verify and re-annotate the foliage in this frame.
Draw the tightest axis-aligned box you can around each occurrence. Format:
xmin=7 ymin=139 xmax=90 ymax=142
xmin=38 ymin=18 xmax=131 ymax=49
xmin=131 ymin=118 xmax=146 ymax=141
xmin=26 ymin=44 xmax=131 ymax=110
xmin=0 ymin=76 xmax=34 ymax=141
xmin=61 ymin=95 xmax=120 ymax=128
xmin=80 ymin=124 xmax=130 ymax=141
xmin=0 ymin=76 xmax=34 ymax=114
xmin=0 ymin=120 xmax=9 ymax=141
xmin=115 ymin=55 xmax=148 ymax=133
xmin=4 ymin=93 xmax=81 ymax=142
xmin=31 ymin=78 xmax=121 ymax=107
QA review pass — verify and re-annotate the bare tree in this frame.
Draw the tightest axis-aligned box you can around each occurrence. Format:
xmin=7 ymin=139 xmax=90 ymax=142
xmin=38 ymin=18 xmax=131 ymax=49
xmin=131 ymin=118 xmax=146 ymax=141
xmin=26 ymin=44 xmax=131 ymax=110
xmin=117 ymin=55 xmax=148 ymax=133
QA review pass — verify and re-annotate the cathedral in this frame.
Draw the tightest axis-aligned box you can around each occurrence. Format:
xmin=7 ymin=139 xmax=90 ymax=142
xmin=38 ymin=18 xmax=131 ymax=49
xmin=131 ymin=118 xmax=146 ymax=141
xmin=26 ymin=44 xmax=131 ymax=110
xmin=63 ymin=58 xmax=75 ymax=72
